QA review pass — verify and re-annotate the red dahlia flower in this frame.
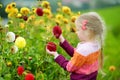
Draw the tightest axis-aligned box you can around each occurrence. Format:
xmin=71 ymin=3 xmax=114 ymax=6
xmin=17 ymin=66 xmax=24 ymax=75
xmin=25 ymin=73 xmax=34 ymax=80
xmin=46 ymin=42 xmax=57 ymax=51
xmin=53 ymin=26 xmax=62 ymax=38
xmin=36 ymin=8 xmax=43 ymax=16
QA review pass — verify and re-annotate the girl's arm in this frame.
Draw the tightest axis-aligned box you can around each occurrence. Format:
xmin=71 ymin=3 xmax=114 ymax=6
xmin=55 ymin=55 xmax=69 ymax=70
xmin=59 ymin=35 xmax=74 ymax=57
xmin=46 ymin=48 xmax=85 ymax=72
xmin=46 ymin=48 xmax=69 ymax=70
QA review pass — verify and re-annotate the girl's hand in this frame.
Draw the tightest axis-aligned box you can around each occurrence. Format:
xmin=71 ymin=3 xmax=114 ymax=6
xmin=59 ymin=35 xmax=65 ymax=43
xmin=46 ymin=48 xmax=59 ymax=58
xmin=52 ymin=26 xmax=65 ymax=43
xmin=53 ymin=26 xmax=62 ymax=39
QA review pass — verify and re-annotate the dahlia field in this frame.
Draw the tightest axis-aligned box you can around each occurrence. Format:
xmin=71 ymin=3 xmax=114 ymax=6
xmin=0 ymin=1 xmax=120 ymax=80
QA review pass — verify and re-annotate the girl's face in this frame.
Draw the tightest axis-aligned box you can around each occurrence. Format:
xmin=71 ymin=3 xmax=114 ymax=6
xmin=76 ymin=26 xmax=87 ymax=42
xmin=76 ymin=26 xmax=94 ymax=42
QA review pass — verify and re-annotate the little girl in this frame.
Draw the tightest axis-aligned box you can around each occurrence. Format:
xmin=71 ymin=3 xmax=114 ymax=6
xmin=46 ymin=12 xmax=105 ymax=80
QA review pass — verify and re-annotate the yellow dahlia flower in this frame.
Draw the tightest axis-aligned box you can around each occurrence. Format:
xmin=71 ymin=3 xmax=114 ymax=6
xmin=62 ymin=6 xmax=71 ymax=15
xmin=63 ymin=18 xmax=68 ymax=24
xmin=43 ymin=8 xmax=52 ymax=18
xmin=11 ymin=2 xmax=16 ymax=8
xmin=41 ymin=1 xmax=50 ymax=8
xmin=7 ymin=61 xmax=12 ymax=67
xmin=20 ymin=7 xmax=30 ymax=15
xmin=8 ymin=8 xmax=18 ymax=18
xmin=56 ymin=14 xmax=63 ymax=20
xmin=109 ymin=65 xmax=116 ymax=71
xmin=43 ymin=8 xmax=51 ymax=15
xmin=17 ymin=13 xmax=22 ymax=18
xmin=5 ymin=4 xmax=14 ymax=13
xmin=13 ymin=8 xmax=18 ymax=13
xmin=55 ymin=19 xmax=60 ymax=25
xmin=71 ymin=16 xmax=77 ymax=23
xmin=5 ymin=2 xmax=17 ymax=13
xmin=8 ymin=13 xmax=14 ymax=18
xmin=15 ymin=37 xmax=26 ymax=48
